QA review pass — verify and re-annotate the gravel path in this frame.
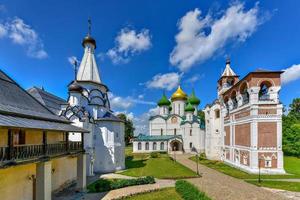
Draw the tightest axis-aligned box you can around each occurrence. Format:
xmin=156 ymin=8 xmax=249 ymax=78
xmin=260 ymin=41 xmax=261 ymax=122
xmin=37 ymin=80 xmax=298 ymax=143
xmin=172 ymin=154 xmax=288 ymax=200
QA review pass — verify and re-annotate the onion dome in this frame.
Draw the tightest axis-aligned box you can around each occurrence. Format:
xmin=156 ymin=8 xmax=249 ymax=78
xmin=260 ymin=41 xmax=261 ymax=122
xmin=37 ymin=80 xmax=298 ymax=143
xmin=82 ymin=35 xmax=96 ymax=48
xmin=188 ymin=90 xmax=200 ymax=105
xmin=157 ymin=92 xmax=171 ymax=107
xmin=185 ymin=102 xmax=195 ymax=112
xmin=68 ymin=81 xmax=83 ymax=93
xmin=171 ymin=86 xmax=188 ymax=101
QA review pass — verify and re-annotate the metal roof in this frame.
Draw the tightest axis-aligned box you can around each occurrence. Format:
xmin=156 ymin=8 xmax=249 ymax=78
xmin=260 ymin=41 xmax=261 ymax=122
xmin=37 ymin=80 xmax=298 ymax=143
xmin=134 ymin=134 xmax=183 ymax=141
xmin=0 ymin=114 xmax=88 ymax=132
xmin=27 ymin=87 xmax=67 ymax=115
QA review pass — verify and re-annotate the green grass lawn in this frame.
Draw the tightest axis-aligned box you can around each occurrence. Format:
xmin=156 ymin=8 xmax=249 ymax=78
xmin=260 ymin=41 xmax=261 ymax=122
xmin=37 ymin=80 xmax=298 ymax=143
xmin=123 ymin=187 xmax=182 ymax=200
xmin=189 ymin=156 xmax=300 ymax=179
xmin=247 ymin=180 xmax=300 ymax=192
xmin=120 ymin=146 xmax=198 ymax=179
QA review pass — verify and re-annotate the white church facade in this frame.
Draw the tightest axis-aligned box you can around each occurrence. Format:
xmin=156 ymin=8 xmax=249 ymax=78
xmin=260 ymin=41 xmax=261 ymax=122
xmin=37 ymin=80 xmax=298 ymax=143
xmin=133 ymin=87 xmax=206 ymax=154
xmin=29 ymin=22 xmax=125 ymax=175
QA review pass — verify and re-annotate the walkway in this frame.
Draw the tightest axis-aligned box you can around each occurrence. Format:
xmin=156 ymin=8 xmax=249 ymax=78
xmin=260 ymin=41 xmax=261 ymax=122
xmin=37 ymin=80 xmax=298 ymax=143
xmin=172 ymin=154 xmax=288 ymax=200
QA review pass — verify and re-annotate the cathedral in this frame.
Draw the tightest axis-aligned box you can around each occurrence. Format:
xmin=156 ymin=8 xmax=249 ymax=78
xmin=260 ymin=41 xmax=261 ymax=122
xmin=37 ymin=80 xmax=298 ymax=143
xmin=133 ymin=59 xmax=285 ymax=175
xmin=133 ymin=87 xmax=206 ymax=153
xmin=29 ymin=22 xmax=125 ymax=175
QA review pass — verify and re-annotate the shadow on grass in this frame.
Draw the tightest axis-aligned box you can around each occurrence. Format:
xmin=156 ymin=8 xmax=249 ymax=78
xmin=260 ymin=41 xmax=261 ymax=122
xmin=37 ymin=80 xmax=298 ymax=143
xmin=125 ymin=156 xmax=147 ymax=169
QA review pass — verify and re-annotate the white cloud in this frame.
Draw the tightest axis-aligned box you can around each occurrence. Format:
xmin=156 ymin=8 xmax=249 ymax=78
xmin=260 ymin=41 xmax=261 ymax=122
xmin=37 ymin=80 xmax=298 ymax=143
xmin=107 ymin=28 xmax=151 ymax=64
xmin=133 ymin=107 xmax=159 ymax=135
xmin=145 ymin=72 xmax=182 ymax=91
xmin=0 ymin=24 xmax=7 ymax=38
xmin=0 ymin=17 xmax=47 ymax=59
xmin=68 ymin=56 xmax=79 ymax=66
xmin=170 ymin=2 xmax=261 ymax=71
xmin=109 ymin=93 xmax=155 ymax=111
xmin=185 ymin=74 xmax=205 ymax=84
xmin=281 ymin=64 xmax=300 ymax=84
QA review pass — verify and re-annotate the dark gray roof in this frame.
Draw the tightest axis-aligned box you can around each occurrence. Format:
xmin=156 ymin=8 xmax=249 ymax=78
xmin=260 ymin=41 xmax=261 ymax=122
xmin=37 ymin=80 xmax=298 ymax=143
xmin=27 ymin=87 xmax=67 ymax=115
xmin=0 ymin=69 xmax=88 ymax=133
xmin=0 ymin=114 xmax=88 ymax=132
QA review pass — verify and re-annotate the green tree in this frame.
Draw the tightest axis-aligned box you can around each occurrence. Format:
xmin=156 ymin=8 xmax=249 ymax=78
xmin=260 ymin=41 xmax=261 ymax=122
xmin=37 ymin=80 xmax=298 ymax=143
xmin=289 ymin=98 xmax=300 ymax=120
xmin=197 ymin=110 xmax=205 ymax=121
xmin=282 ymin=98 xmax=300 ymax=157
xmin=117 ymin=113 xmax=135 ymax=145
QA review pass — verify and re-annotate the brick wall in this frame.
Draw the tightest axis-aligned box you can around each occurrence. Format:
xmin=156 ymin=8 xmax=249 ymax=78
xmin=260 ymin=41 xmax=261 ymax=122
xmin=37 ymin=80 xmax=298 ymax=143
xmin=224 ymin=126 xmax=230 ymax=145
xmin=258 ymin=122 xmax=277 ymax=148
xmin=235 ymin=123 xmax=250 ymax=147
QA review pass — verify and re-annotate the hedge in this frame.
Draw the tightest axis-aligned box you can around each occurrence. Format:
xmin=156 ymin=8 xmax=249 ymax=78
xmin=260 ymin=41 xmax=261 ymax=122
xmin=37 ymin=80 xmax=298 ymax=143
xmin=175 ymin=180 xmax=211 ymax=200
xmin=88 ymin=176 xmax=156 ymax=193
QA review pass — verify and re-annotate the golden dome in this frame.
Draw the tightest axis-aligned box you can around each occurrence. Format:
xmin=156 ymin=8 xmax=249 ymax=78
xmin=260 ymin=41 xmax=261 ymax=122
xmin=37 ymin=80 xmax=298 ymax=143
xmin=171 ymin=86 xmax=187 ymax=101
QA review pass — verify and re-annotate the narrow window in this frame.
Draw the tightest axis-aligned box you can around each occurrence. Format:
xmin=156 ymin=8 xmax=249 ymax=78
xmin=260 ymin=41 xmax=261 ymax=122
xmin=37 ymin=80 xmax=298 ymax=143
xmin=153 ymin=142 xmax=157 ymax=150
xmin=190 ymin=129 xmax=192 ymax=136
xmin=145 ymin=142 xmax=149 ymax=150
xmin=138 ymin=142 xmax=142 ymax=150
xmin=174 ymin=128 xmax=176 ymax=135
xmin=161 ymin=128 xmax=163 ymax=136
xmin=189 ymin=142 xmax=193 ymax=149
xmin=160 ymin=142 xmax=164 ymax=150
xmin=265 ymin=158 xmax=272 ymax=168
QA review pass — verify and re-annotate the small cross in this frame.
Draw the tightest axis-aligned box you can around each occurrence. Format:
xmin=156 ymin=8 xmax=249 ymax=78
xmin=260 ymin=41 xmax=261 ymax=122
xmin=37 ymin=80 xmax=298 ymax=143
xmin=88 ymin=17 xmax=92 ymax=36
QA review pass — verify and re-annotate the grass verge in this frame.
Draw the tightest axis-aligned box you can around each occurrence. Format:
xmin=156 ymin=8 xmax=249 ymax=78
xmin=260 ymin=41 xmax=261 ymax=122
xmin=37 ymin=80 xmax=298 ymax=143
xmin=122 ymin=187 xmax=182 ymax=200
xmin=246 ymin=180 xmax=300 ymax=192
xmin=87 ymin=176 xmax=155 ymax=193
xmin=175 ymin=180 xmax=211 ymax=200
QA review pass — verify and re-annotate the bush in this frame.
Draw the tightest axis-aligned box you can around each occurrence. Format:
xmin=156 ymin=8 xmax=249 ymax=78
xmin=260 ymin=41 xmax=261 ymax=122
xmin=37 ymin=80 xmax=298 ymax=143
xmin=88 ymin=176 xmax=155 ymax=193
xmin=150 ymin=152 xmax=160 ymax=158
xmin=175 ymin=180 xmax=211 ymax=200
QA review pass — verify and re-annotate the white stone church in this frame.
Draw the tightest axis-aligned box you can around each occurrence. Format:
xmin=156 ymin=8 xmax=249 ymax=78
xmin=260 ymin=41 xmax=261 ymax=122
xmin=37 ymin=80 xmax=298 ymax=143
xmin=29 ymin=23 xmax=125 ymax=175
xmin=133 ymin=87 xmax=206 ymax=154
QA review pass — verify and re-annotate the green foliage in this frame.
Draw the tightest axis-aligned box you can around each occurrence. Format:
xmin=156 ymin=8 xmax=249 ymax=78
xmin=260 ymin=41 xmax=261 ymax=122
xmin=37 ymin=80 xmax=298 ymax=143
xmin=117 ymin=113 xmax=135 ymax=145
xmin=175 ymin=180 xmax=211 ymax=200
xmin=150 ymin=152 xmax=160 ymax=158
xmin=282 ymin=98 xmax=300 ymax=157
xmin=88 ymin=176 xmax=155 ymax=193
xmin=197 ymin=110 xmax=205 ymax=121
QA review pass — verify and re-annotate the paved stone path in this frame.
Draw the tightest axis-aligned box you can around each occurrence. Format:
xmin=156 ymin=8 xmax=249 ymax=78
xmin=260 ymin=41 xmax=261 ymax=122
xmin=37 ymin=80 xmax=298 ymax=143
xmin=101 ymin=179 xmax=175 ymax=200
xmin=172 ymin=154 xmax=288 ymax=200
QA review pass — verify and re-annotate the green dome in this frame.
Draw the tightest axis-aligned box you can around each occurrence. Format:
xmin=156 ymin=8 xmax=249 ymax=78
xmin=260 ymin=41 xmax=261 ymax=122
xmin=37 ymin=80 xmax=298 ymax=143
xmin=185 ymin=102 xmax=195 ymax=112
xmin=157 ymin=93 xmax=171 ymax=107
xmin=188 ymin=90 xmax=200 ymax=105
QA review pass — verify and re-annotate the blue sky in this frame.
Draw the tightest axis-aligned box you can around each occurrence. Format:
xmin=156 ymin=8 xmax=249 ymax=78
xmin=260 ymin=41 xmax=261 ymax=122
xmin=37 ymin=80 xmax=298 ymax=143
xmin=0 ymin=0 xmax=300 ymax=134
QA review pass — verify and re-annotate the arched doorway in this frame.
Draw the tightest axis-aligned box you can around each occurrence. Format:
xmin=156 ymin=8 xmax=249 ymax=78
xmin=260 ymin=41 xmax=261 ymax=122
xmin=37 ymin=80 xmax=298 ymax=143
xmin=169 ymin=139 xmax=182 ymax=152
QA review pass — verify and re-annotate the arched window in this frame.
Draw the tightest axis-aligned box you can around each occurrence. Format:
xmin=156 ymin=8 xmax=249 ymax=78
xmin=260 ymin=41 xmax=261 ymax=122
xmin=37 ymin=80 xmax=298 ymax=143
xmin=259 ymin=81 xmax=272 ymax=100
xmin=145 ymin=142 xmax=149 ymax=150
xmin=160 ymin=142 xmax=164 ymax=150
xmin=226 ymin=78 xmax=234 ymax=87
xmin=240 ymin=83 xmax=249 ymax=105
xmin=153 ymin=142 xmax=157 ymax=150
xmin=160 ymin=128 xmax=163 ymax=136
xmin=231 ymin=91 xmax=238 ymax=109
xmin=224 ymin=97 xmax=229 ymax=114
xmin=138 ymin=142 xmax=142 ymax=150
xmin=189 ymin=142 xmax=193 ymax=149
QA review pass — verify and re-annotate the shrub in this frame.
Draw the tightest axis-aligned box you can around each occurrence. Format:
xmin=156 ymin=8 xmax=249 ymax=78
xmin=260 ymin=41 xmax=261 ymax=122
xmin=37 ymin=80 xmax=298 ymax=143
xmin=175 ymin=180 xmax=211 ymax=200
xmin=88 ymin=176 xmax=155 ymax=193
xmin=150 ymin=152 xmax=160 ymax=158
